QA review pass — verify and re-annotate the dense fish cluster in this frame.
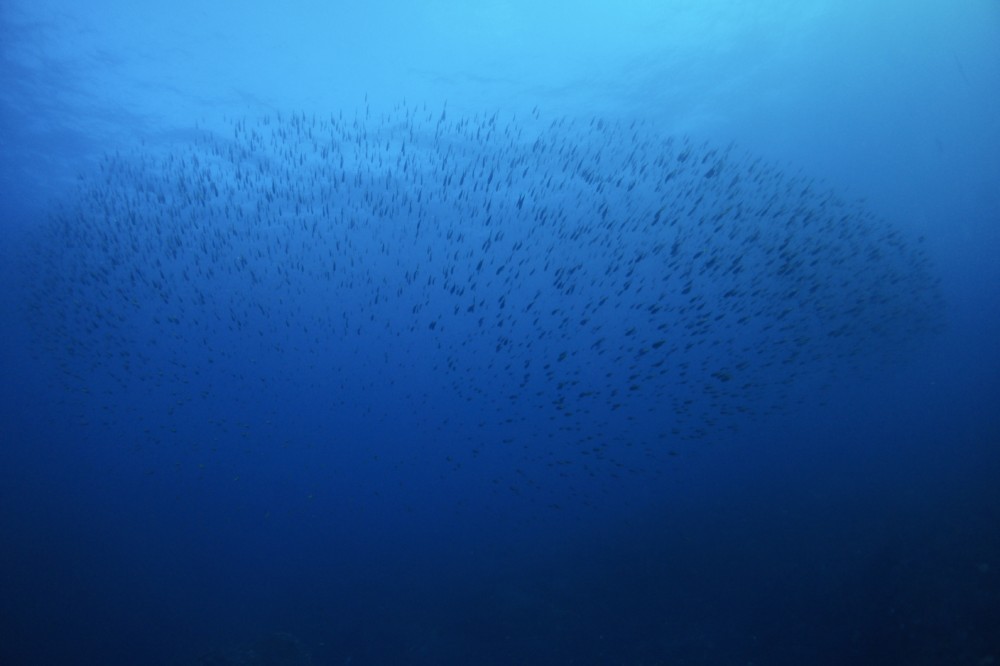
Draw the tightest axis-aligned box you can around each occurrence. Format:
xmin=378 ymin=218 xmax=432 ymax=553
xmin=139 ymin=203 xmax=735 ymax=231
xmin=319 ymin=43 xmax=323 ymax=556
xmin=24 ymin=103 xmax=943 ymax=491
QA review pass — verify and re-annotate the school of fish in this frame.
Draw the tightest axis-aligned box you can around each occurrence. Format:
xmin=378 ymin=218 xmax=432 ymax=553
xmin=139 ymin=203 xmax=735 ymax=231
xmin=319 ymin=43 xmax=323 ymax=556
xmin=22 ymin=103 xmax=945 ymax=493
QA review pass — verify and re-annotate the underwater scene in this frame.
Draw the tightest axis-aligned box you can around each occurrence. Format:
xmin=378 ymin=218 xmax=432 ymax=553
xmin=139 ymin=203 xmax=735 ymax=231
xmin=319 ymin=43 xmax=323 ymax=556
xmin=0 ymin=1 xmax=997 ymax=664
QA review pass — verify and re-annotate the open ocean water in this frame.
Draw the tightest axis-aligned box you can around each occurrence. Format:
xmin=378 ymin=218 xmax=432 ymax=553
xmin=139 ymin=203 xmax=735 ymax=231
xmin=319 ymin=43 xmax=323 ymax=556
xmin=1 ymin=1 xmax=998 ymax=664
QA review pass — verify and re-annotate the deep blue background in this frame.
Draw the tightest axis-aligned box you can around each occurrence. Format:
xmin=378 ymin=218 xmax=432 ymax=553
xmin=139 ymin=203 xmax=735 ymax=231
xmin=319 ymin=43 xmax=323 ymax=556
xmin=1 ymin=2 xmax=998 ymax=664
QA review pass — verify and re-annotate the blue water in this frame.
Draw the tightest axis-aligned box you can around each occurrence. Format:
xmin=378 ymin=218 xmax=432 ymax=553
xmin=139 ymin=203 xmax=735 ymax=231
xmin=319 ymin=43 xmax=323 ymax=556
xmin=1 ymin=1 xmax=998 ymax=664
